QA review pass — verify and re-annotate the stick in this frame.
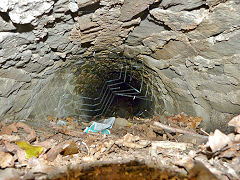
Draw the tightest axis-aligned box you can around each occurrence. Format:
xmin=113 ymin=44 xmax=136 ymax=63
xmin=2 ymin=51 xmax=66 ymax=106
xmin=153 ymin=121 xmax=208 ymax=139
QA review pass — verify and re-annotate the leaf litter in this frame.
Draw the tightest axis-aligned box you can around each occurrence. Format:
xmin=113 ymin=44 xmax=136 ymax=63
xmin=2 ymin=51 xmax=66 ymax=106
xmin=0 ymin=114 xmax=239 ymax=180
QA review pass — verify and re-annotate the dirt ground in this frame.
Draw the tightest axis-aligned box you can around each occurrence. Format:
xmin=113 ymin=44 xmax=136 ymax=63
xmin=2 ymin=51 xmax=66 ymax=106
xmin=0 ymin=114 xmax=239 ymax=180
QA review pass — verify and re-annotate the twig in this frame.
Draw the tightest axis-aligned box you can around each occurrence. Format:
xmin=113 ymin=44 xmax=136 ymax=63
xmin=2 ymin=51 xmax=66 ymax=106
xmin=81 ymin=141 xmax=89 ymax=156
xmin=53 ymin=126 xmax=85 ymax=138
xmin=200 ymin=128 xmax=210 ymax=136
xmin=153 ymin=122 xmax=208 ymax=139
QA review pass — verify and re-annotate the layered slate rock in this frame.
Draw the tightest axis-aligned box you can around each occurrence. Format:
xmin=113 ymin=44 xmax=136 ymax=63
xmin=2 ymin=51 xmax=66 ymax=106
xmin=1 ymin=0 xmax=54 ymax=24
xmin=150 ymin=9 xmax=207 ymax=31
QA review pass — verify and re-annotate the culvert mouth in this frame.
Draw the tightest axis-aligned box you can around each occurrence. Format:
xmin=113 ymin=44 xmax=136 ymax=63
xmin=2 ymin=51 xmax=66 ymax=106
xmin=75 ymin=57 xmax=154 ymax=120
xmin=29 ymin=54 xmax=156 ymax=122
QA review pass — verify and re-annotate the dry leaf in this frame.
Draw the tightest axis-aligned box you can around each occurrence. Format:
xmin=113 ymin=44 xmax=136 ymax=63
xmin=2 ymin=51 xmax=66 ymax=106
xmin=228 ymin=115 xmax=240 ymax=133
xmin=4 ymin=141 xmax=27 ymax=164
xmin=234 ymin=134 xmax=240 ymax=142
xmin=0 ymin=123 xmax=18 ymax=135
xmin=166 ymin=114 xmax=203 ymax=129
xmin=16 ymin=122 xmax=36 ymax=142
xmin=0 ymin=168 xmax=19 ymax=180
xmin=46 ymin=140 xmax=72 ymax=161
xmin=53 ymin=126 xmax=84 ymax=138
xmin=62 ymin=140 xmax=79 ymax=156
xmin=66 ymin=116 xmax=74 ymax=122
xmin=0 ymin=122 xmax=36 ymax=142
xmin=16 ymin=141 xmax=44 ymax=159
xmin=115 ymin=133 xmax=150 ymax=149
xmin=0 ymin=151 xmax=14 ymax=168
xmin=0 ymin=134 xmax=20 ymax=142
xmin=27 ymin=158 xmax=55 ymax=174
xmin=47 ymin=115 xmax=57 ymax=121
xmin=35 ymin=139 xmax=56 ymax=154
xmin=187 ymin=116 xmax=203 ymax=129
xmin=123 ymin=133 xmax=140 ymax=142
xmin=207 ymin=129 xmax=231 ymax=152
xmin=188 ymin=161 xmax=218 ymax=180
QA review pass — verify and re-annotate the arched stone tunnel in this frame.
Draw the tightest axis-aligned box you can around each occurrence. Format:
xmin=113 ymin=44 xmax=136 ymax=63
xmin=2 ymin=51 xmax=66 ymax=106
xmin=0 ymin=0 xmax=240 ymax=133
xmin=28 ymin=54 xmax=157 ymax=121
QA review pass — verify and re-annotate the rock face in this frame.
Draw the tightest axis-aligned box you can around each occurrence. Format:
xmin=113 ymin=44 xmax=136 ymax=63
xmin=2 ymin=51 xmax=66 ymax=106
xmin=0 ymin=0 xmax=239 ymax=132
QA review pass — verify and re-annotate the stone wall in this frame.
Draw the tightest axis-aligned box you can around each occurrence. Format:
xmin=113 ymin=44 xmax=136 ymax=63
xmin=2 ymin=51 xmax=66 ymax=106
xmin=0 ymin=0 xmax=239 ymax=132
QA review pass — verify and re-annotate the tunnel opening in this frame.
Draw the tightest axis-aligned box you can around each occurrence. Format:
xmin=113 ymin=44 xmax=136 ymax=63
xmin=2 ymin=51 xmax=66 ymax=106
xmin=71 ymin=55 xmax=155 ymax=121
xmin=28 ymin=54 xmax=156 ymax=122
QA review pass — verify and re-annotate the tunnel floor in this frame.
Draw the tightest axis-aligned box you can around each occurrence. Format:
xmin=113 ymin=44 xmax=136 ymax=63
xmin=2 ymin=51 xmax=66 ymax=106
xmin=0 ymin=113 xmax=239 ymax=179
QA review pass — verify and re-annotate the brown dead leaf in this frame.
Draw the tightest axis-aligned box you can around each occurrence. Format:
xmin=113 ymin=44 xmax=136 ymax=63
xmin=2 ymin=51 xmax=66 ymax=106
xmin=115 ymin=133 xmax=150 ymax=149
xmin=0 ymin=122 xmax=36 ymax=143
xmin=187 ymin=116 xmax=203 ymax=129
xmin=16 ymin=122 xmax=36 ymax=142
xmin=188 ymin=161 xmax=218 ymax=180
xmin=206 ymin=129 xmax=231 ymax=152
xmin=62 ymin=140 xmax=79 ymax=156
xmin=0 ymin=151 xmax=14 ymax=168
xmin=35 ymin=139 xmax=56 ymax=154
xmin=166 ymin=114 xmax=203 ymax=129
xmin=234 ymin=134 xmax=240 ymax=142
xmin=53 ymin=126 xmax=84 ymax=138
xmin=0 ymin=168 xmax=20 ymax=180
xmin=123 ymin=133 xmax=140 ymax=142
xmin=0 ymin=134 xmax=20 ymax=142
xmin=27 ymin=158 xmax=55 ymax=174
xmin=168 ymin=114 xmax=187 ymax=123
xmin=0 ymin=123 xmax=18 ymax=135
xmin=228 ymin=115 xmax=240 ymax=133
xmin=66 ymin=116 xmax=74 ymax=122
xmin=46 ymin=115 xmax=57 ymax=121
xmin=46 ymin=140 xmax=72 ymax=161
xmin=4 ymin=141 xmax=27 ymax=164
xmin=117 ymin=141 xmax=149 ymax=149
xmin=220 ymin=148 xmax=237 ymax=159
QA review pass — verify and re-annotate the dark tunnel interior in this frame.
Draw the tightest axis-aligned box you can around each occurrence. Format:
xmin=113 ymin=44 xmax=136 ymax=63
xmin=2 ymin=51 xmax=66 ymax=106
xmin=72 ymin=56 xmax=155 ymax=120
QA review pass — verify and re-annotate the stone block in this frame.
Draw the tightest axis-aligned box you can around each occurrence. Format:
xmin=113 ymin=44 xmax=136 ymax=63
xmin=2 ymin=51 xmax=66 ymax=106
xmin=199 ymin=30 xmax=240 ymax=59
xmin=77 ymin=13 xmax=99 ymax=31
xmin=0 ymin=97 xmax=14 ymax=117
xmin=0 ymin=68 xmax=31 ymax=82
xmin=126 ymin=17 xmax=165 ymax=46
xmin=6 ymin=0 xmax=54 ymax=24
xmin=159 ymin=0 xmax=205 ymax=11
xmin=0 ymin=78 xmax=23 ymax=97
xmin=10 ymin=91 xmax=31 ymax=113
xmin=153 ymin=40 xmax=197 ymax=60
xmin=123 ymin=45 xmax=151 ymax=58
xmin=0 ymin=14 xmax=16 ymax=31
xmin=77 ymin=0 xmax=100 ymax=9
xmin=140 ymin=55 xmax=170 ymax=70
xmin=119 ymin=0 xmax=155 ymax=22
xmin=187 ymin=1 xmax=240 ymax=39
xmin=150 ymin=8 xmax=206 ymax=31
